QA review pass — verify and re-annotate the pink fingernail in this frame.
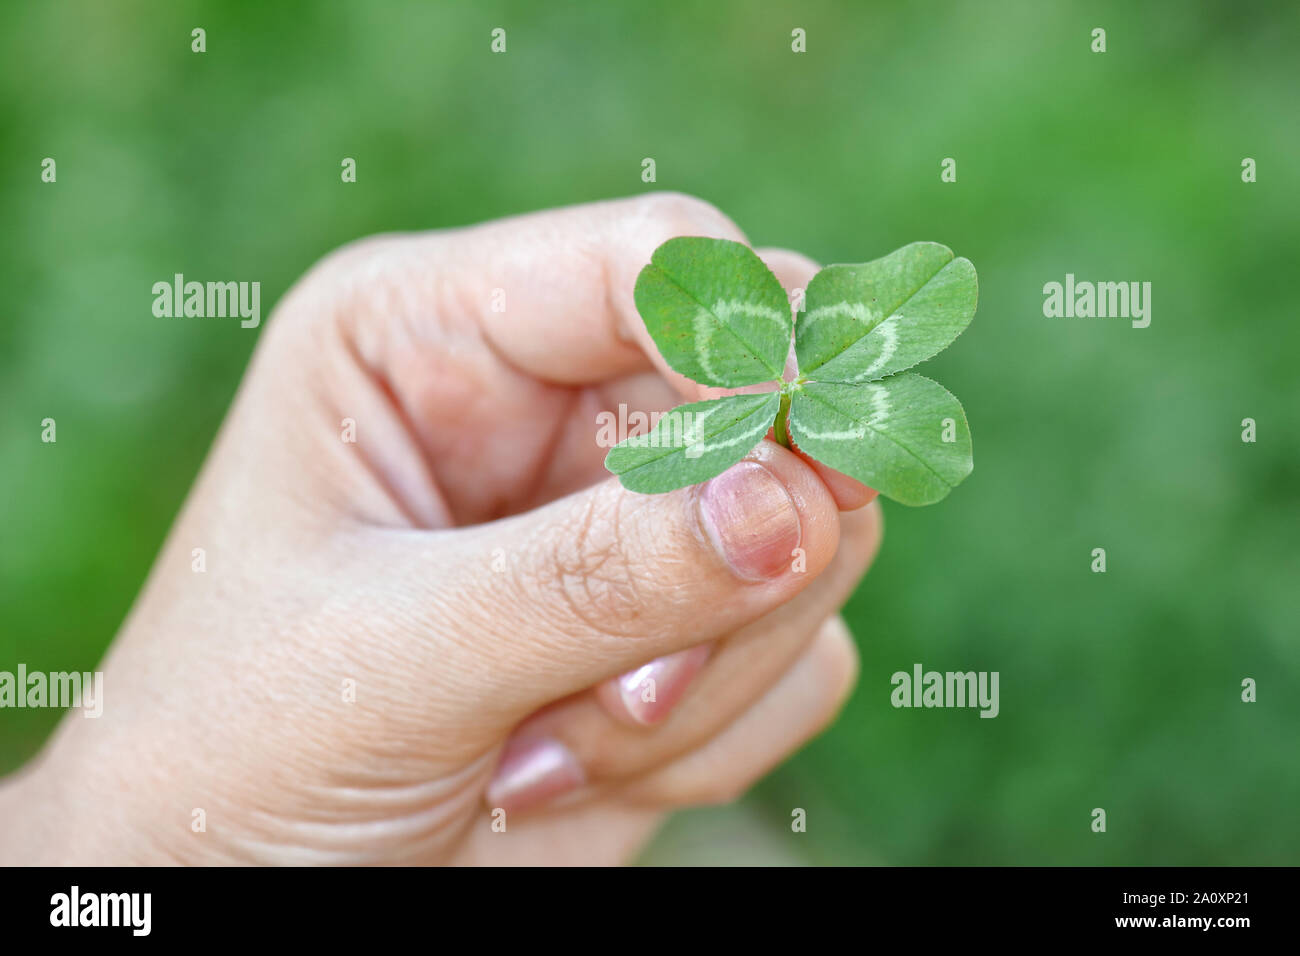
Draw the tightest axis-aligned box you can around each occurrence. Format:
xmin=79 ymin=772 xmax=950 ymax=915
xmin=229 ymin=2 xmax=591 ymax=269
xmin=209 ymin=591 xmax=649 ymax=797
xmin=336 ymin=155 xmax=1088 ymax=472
xmin=698 ymin=461 xmax=802 ymax=581
xmin=486 ymin=737 xmax=584 ymax=814
xmin=617 ymin=645 xmax=712 ymax=725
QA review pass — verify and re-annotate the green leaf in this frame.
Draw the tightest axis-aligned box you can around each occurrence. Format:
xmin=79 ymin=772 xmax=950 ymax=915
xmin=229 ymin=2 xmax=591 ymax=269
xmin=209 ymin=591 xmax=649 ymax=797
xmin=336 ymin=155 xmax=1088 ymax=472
xmin=613 ymin=237 xmax=979 ymax=506
xmin=796 ymin=242 xmax=977 ymax=384
xmin=605 ymin=391 xmax=781 ymax=493
xmin=634 ymin=237 xmax=792 ymax=387
xmin=787 ymin=373 xmax=972 ymax=506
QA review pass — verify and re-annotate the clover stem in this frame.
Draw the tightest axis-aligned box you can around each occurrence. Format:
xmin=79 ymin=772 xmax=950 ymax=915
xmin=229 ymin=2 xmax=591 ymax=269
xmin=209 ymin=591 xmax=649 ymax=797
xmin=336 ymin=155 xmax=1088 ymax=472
xmin=774 ymin=390 xmax=792 ymax=449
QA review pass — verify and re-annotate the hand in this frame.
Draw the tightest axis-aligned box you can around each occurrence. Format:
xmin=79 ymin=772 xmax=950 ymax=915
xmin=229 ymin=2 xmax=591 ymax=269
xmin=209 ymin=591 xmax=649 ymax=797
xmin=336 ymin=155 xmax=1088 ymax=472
xmin=0 ymin=193 xmax=882 ymax=865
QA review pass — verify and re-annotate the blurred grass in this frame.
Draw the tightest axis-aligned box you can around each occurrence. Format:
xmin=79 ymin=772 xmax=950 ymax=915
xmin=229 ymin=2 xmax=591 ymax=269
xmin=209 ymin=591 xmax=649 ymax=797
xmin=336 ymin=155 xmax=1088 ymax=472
xmin=1 ymin=0 xmax=1297 ymax=863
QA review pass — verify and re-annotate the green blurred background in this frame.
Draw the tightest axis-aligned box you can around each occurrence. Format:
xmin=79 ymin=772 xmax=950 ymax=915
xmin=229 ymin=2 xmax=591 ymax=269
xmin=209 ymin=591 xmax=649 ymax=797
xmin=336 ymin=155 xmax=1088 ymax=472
xmin=2 ymin=0 xmax=1297 ymax=864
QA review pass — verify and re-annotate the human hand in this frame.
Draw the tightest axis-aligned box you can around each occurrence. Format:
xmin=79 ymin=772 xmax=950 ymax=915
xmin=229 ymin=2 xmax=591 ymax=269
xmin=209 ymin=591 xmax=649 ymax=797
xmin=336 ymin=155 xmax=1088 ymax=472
xmin=0 ymin=194 xmax=882 ymax=865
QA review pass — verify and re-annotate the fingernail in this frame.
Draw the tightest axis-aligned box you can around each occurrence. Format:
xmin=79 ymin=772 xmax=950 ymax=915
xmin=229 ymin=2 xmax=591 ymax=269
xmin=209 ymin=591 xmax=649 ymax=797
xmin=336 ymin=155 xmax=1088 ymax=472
xmin=486 ymin=737 xmax=584 ymax=814
xmin=698 ymin=461 xmax=801 ymax=581
xmin=617 ymin=645 xmax=712 ymax=725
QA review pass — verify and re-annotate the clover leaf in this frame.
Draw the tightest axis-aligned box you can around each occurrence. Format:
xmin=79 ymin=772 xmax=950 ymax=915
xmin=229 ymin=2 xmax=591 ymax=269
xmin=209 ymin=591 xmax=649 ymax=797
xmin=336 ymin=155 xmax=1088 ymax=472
xmin=605 ymin=237 xmax=978 ymax=506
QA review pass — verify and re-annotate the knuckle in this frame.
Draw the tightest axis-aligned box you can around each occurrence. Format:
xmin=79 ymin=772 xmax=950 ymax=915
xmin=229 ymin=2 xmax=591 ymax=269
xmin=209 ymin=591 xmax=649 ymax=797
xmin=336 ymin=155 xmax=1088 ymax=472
xmin=269 ymin=233 xmax=412 ymax=340
xmin=635 ymin=191 xmax=738 ymax=241
xmin=317 ymin=233 xmax=406 ymax=275
xmin=295 ymin=234 xmax=397 ymax=297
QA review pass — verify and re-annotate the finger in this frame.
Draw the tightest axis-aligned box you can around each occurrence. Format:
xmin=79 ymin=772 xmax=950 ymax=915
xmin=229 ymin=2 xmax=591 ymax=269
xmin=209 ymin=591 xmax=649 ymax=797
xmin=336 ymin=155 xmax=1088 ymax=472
xmin=524 ymin=368 xmax=685 ymax=501
xmin=529 ymin=501 xmax=877 ymax=736
xmin=594 ymin=643 xmax=714 ymax=728
xmin=618 ymin=615 xmax=859 ymax=809
xmin=411 ymin=192 xmax=752 ymax=386
xmin=796 ymin=454 xmax=879 ymax=511
xmin=367 ymin=440 xmax=842 ymax=723
xmin=755 ymin=247 xmax=821 ymax=291
xmin=454 ymin=800 xmax=664 ymax=867
xmin=598 ymin=501 xmax=878 ymax=732
xmin=480 ymin=505 xmax=880 ymax=813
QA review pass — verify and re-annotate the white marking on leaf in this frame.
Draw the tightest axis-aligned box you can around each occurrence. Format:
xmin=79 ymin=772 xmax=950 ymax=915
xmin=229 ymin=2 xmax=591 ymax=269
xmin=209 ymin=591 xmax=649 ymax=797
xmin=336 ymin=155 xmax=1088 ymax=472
xmin=682 ymin=404 xmax=720 ymax=444
xmin=693 ymin=310 xmax=720 ymax=379
xmin=801 ymin=301 xmax=878 ymax=329
xmin=713 ymin=299 xmax=788 ymax=328
xmin=867 ymin=381 xmax=891 ymax=425
xmin=687 ymin=402 xmax=770 ymax=454
xmin=693 ymin=299 xmax=790 ymax=377
xmin=848 ymin=314 xmax=902 ymax=381
xmin=796 ymin=383 xmax=892 ymax=440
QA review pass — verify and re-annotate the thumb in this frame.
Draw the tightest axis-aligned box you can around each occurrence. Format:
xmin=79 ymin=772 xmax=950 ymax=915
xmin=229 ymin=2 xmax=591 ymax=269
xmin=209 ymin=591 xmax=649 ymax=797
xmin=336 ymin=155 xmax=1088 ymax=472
xmin=378 ymin=440 xmax=842 ymax=722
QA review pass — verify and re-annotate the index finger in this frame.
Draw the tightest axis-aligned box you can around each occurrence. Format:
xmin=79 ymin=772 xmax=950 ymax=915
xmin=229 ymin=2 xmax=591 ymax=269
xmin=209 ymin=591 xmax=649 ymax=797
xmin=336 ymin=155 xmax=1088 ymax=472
xmin=418 ymin=192 xmax=753 ymax=387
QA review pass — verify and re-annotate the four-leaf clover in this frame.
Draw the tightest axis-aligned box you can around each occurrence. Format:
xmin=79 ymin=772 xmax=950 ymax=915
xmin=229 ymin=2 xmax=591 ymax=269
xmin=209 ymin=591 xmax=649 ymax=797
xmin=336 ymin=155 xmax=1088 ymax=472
xmin=605 ymin=238 xmax=978 ymax=506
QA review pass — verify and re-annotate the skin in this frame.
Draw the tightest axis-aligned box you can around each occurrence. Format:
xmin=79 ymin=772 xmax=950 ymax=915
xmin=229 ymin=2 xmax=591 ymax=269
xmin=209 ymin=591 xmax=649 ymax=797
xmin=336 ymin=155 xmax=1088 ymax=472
xmin=0 ymin=193 xmax=882 ymax=866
